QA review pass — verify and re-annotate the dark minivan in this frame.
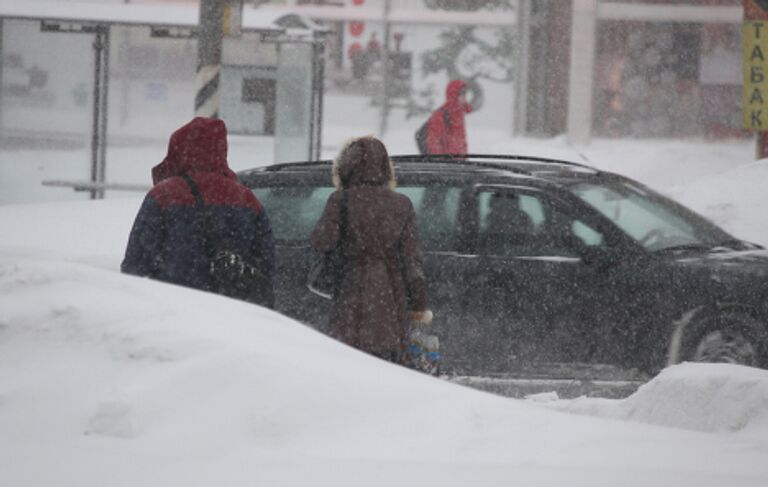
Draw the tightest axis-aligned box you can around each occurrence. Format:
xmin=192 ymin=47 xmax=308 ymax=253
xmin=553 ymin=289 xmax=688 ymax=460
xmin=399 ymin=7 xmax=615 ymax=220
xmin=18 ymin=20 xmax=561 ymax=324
xmin=240 ymin=155 xmax=768 ymax=398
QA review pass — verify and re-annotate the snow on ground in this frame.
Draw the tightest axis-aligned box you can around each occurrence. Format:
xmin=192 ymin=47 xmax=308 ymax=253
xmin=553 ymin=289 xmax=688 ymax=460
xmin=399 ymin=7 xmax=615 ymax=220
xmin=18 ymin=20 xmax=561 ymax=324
xmin=4 ymin=2 xmax=768 ymax=480
xmin=2 ymin=248 xmax=768 ymax=486
xmin=539 ymin=363 xmax=768 ymax=443
xmin=3 ymin=90 xmax=768 ymax=484
xmin=2 ymin=137 xmax=768 ymax=484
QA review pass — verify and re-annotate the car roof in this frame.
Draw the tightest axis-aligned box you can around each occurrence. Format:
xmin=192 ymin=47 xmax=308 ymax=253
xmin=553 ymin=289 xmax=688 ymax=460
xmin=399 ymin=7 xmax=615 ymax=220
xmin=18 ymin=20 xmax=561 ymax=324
xmin=239 ymin=153 xmax=604 ymax=188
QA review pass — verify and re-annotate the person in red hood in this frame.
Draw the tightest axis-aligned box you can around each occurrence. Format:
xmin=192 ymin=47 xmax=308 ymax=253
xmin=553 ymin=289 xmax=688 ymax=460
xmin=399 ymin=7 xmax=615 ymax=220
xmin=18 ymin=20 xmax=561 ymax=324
xmin=121 ymin=117 xmax=275 ymax=303
xmin=425 ymin=79 xmax=474 ymax=155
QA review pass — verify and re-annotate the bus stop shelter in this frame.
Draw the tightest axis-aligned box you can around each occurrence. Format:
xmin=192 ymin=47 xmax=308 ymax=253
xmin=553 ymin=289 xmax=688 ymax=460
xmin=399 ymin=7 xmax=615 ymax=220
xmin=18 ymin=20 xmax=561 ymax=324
xmin=0 ymin=0 xmax=327 ymax=198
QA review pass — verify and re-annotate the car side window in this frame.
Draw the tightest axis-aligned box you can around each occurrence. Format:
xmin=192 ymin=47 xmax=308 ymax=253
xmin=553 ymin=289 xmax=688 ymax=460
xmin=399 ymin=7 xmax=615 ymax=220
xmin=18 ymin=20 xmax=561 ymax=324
xmin=396 ymin=186 xmax=462 ymax=252
xmin=570 ymin=182 xmax=703 ymax=250
xmin=253 ymin=187 xmax=335 ymax=244
xmin=477 ymin=190 xmax=607 ymax=257
xmin=253 ymin=185 xmax=461 ymax=251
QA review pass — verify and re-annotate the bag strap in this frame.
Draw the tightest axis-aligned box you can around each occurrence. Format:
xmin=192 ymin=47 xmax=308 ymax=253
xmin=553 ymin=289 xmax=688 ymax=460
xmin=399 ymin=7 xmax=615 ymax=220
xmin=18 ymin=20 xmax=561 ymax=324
xmin=181 ymin=174 xmax=271 ymax=294
xmin=180 ymin=174 xmax=217 ymax=260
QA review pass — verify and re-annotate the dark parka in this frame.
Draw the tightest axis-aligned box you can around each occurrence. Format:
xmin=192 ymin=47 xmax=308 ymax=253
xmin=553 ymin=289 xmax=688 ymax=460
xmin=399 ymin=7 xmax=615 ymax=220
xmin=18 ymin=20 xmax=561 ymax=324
xmin=310 ymin=136 xmax=428 ymax=356
xmin=121 ymin=117 xmax=275 ymax=294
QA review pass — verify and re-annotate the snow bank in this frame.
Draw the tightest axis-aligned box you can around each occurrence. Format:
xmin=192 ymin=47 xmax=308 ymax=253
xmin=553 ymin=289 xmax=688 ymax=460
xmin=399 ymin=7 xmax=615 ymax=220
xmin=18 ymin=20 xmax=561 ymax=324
xmin=542 ymin=363 xmax=768 ymax=441
xmin=3 ymin=255 xmax=768 ymax=486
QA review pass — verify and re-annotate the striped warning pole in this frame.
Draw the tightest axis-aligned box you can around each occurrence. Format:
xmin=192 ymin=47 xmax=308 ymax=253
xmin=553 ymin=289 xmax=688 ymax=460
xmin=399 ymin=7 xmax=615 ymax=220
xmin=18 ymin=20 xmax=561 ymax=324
xmin=195 ymin=0 xmax=224 ymax=118
xmin=195 ymin=64 xmax=220 ymax=119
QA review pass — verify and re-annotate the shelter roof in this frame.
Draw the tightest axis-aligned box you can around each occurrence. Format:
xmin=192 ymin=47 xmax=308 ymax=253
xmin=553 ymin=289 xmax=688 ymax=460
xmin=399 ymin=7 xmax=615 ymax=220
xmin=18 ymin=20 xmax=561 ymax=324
xmin=0 ymin=0 xmax=325 ymax=33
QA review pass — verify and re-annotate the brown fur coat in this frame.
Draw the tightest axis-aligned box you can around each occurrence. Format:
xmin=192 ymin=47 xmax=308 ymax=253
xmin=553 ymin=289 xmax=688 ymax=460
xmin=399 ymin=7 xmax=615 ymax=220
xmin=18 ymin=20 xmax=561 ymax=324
xmin=310 ymin=136 xmax=428 ymax=355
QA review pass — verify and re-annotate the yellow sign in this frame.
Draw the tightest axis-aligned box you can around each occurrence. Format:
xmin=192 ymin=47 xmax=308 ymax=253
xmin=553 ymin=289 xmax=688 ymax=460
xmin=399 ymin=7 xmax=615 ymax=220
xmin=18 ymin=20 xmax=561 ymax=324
xmin=744 ymin=21 xmax=768 ymax=130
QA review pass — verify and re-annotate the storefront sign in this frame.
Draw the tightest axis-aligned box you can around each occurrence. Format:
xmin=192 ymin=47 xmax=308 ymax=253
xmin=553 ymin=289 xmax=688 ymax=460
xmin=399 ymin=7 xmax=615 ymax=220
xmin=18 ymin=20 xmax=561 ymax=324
xmin=744 ymin=0 xmax=768 ymax=130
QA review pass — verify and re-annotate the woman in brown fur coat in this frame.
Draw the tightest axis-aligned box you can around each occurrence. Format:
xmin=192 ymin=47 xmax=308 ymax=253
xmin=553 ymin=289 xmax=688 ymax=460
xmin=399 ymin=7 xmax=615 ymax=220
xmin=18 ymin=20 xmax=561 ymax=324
xmin=310 ymin=136 xmax=433 ymax=363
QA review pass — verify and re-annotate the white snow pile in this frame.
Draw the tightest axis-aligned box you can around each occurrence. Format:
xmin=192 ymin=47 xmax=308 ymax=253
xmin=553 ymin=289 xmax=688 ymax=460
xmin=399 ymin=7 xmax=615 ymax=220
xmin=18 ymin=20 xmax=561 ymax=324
xmin=541 ymin=363 xmax=768 ymax=441
xmin=2 ymin=254 xmax=768 ymax=486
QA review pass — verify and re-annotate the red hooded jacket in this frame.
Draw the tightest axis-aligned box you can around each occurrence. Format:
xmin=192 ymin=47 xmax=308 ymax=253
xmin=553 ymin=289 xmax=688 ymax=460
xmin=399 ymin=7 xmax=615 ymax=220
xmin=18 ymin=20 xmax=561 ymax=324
xmin=426 ymin=79 xmax=473 ymax=155
xmin=122 ymin=117 xmax=275 ymax=295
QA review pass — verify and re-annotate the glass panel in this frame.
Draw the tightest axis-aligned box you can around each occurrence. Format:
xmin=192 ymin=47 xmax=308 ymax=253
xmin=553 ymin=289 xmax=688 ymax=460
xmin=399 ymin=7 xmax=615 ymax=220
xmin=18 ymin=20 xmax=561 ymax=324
xmin=0 ymin=19 xmax=94 ymax=204
xmin=255 ymin=185 xmax=461 ymax=251
xmin=570 ymin=180 xmax=731 ymax=251
xmin=477 ymin=190 xmax=607 ymax=257
xmin=221 ymin=66 xmax=276 ymax=135
xmin=396 ymin=186 xmax=461 ymax=252
xmin=572 ymin=221 xmax=604 ymax=247
xmin=274 ymin=43 xmax=313 ymax=163
xmin=478 ymin=191 xmax=541 ymax=256
xmin=479 ymin=193 xmax=543 ymax=228
xmin=253 ymin=186 xmax=334 ymax=244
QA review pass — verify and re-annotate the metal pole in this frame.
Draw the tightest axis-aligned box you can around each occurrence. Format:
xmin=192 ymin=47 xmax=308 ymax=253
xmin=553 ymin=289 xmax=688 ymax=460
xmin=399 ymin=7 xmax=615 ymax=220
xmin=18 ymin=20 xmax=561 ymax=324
xmin=90 ymin=28 xmax=104 ymax=200
xmin=378 ymin=0 xmax=391 ymax=137
xmin=513 ymin=0 xmax=530 ymax=136
xmin=195 ymin=0 xmax=224 ymax=118
xmin=119 ymin=28 xmax=130 ymax=126
xmin=308 ymin=42 xmax=316 ymax=161
xmin=97 ymin=27 xmax=111 ymax=199
xmin=316 ymin=35 xmax=325 ymax=161
xmin=310 ymin=34 xmax=325 ymax=161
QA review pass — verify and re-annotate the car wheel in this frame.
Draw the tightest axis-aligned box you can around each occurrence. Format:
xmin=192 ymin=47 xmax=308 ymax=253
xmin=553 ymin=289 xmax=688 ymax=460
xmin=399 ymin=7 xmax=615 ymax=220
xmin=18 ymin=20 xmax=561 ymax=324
xmin=692 ymin=328 xmax=759 ymax=367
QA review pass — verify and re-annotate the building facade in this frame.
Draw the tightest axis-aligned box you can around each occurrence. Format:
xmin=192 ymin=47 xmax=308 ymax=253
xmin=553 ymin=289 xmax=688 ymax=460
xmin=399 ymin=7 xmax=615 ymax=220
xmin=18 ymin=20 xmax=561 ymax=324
xmin=525 ymin=0 xmax=743 ymax=139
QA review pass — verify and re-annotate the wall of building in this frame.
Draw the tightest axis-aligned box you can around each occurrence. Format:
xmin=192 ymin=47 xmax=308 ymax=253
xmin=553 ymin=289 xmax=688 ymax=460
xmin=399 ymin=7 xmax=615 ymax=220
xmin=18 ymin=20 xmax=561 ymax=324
xmin=529 ymin=0 xmax=744 ymax=139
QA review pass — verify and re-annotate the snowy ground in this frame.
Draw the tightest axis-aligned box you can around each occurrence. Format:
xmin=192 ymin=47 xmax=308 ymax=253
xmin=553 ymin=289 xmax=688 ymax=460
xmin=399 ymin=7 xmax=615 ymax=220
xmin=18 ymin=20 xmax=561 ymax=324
xmin=4 ymin=0 xmax=768 ymax=481
xmin=1 ymin=200 xmax=768 ymax=485
xmin=3 ymin=91 xmax=768 ymax=484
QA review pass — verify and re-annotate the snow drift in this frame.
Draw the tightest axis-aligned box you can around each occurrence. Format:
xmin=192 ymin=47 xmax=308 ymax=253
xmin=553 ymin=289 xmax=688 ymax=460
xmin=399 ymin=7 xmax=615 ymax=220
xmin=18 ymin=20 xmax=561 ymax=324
xmin=544 ymin=362 xmax=768 ymax=442
xmin=1 ymin=253 xmax=768 ymax=486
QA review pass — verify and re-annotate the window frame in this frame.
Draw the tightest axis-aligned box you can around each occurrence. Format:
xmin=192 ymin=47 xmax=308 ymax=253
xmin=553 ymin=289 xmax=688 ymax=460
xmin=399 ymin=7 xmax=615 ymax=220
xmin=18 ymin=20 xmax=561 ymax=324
xmin=245 ymin=172 xmax=476 ymax=253
xmin=469 ymin=183 xmax=626 ymax=259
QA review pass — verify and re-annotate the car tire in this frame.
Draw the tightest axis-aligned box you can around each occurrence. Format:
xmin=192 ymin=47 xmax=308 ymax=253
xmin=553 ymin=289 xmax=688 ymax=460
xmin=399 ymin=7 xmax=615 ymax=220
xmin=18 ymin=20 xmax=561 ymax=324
xmin=684 ymin=312 xmax=767 ymax=368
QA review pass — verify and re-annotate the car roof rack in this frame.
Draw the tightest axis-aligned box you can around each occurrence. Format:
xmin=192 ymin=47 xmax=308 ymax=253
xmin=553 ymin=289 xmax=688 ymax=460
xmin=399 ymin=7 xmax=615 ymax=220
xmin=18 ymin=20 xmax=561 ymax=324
xmin=390 ymin=153 xmax=594 ymax=170
xmin=257 ymin=160 xmax=332 ymax=172
xmin=257 ymin=153 xmax=596 ymax=174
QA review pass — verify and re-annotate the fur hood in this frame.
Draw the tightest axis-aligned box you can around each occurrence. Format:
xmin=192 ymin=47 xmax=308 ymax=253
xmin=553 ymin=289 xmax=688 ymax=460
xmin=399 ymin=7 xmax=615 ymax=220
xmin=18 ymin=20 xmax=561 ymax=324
xmin=332 ymin=135 xmax=396 ymax=190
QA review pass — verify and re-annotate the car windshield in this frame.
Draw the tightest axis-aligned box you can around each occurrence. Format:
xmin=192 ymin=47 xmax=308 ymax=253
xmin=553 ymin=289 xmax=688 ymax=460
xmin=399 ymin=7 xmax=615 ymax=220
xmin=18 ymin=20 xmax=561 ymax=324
xmin=568 ymin=179 xmax=737 ymax=252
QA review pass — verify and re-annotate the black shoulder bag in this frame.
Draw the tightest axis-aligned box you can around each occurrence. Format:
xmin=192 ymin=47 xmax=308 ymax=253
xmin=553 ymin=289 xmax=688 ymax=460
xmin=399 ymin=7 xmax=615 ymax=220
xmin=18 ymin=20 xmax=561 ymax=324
xmin=182 ymin=174 xmax=275 ymax=308
xmin=307 ymin=189 xmax=348 ymax=300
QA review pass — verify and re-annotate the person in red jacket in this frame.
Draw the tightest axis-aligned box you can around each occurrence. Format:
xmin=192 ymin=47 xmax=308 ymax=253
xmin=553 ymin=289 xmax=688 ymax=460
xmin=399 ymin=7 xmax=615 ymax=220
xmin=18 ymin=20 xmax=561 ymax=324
xmin=425 ymin=79 xmax=474 ymax=155
xmin=122 ymin=117 xmax=275 ymax=305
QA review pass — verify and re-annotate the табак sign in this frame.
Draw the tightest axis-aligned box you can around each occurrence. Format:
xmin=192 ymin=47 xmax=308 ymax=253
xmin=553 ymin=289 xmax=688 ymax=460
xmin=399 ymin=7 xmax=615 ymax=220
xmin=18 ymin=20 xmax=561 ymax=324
xmin=744 ymin=0 xmax=768 ymax=130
